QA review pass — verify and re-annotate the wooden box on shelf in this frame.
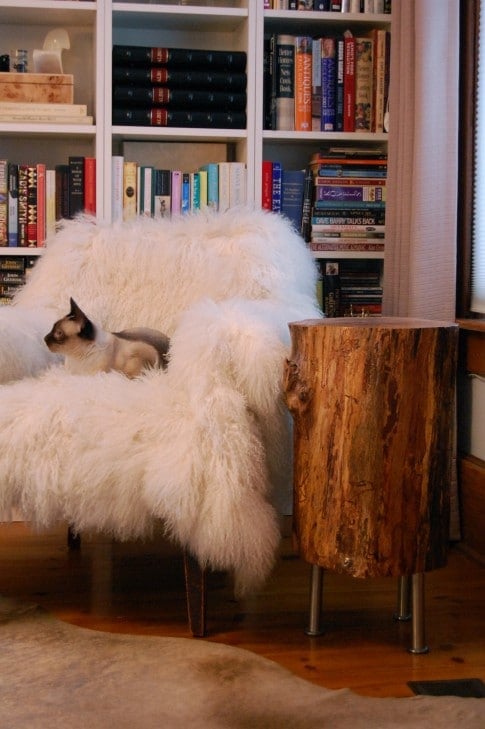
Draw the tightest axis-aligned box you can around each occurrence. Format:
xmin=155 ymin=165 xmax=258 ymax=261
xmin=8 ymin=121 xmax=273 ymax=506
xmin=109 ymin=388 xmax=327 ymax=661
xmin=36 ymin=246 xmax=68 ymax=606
xmin=0 ymin=73 xmax=74 ymax=104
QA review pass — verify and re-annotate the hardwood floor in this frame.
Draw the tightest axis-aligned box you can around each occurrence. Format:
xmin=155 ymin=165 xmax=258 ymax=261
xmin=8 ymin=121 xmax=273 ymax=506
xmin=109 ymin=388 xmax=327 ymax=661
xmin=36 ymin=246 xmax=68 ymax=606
xmin=1 ymin=521 xmax=484 ymax=699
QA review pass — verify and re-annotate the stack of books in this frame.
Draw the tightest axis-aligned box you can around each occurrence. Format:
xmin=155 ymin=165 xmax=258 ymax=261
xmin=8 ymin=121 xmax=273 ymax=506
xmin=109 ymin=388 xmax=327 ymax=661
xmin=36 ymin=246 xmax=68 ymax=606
xmin=0 ymin=101 xmax=93 ymax=125
xmin=112 ymin=45 xmax=247 ymax=129
xmin=309 ymin=146 xmax=386 ymax=254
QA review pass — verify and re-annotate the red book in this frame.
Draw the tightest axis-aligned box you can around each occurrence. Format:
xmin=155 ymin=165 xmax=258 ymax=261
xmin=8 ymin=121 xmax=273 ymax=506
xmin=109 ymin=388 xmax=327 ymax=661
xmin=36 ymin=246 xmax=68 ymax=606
xmin=262 ymin=160 xmax=273 ymax=210
xmin=343 ymin=33 xmax=356 ymax=133
xmin=84 ymin=157 xmax=96 ymax=216
xmin=36 ymin=163 xmax=46 ymax=247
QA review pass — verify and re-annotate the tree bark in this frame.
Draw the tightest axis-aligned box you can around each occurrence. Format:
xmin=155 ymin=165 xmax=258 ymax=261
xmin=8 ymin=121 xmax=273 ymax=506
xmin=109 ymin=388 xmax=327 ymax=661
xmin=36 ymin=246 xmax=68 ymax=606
xmin=284 ymin=317 xmax=459 ymax=578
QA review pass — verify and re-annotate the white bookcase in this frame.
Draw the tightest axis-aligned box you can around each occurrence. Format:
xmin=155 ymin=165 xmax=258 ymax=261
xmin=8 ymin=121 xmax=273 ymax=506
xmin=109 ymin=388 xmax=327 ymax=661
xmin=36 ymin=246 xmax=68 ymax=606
xmin=0 ymin=0 xmax=391 ymax=239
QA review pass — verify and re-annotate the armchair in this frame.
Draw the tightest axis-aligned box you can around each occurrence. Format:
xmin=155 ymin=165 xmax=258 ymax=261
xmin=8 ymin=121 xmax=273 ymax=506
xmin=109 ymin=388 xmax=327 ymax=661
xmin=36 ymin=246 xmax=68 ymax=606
xmin=0 ymin=207 xmax=321 ymax=635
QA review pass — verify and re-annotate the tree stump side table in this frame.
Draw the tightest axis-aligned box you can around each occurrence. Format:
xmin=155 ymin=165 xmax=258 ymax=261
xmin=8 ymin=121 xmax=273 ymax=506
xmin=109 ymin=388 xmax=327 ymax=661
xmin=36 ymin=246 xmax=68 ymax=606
xmin=284 ymin=317 xmax=459 ymax=653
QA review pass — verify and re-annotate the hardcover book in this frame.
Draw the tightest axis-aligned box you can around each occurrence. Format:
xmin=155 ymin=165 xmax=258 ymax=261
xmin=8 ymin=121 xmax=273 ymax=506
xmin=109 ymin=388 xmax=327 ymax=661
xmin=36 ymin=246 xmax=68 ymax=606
xmin=7 ymin=163 xmax=18 ymax=247
xmin=113 ymin=67 xmax=247 ymax=91
xmin=112 ymin=46 xmax=247 ymax=72
xmin=112 ymin=86 xmax=246 ymax=111
xmin=68 ymin=156 xmax=85 ymax=220
xmin=281 ymin=168 xmax=305 ymax=233
xmin=354 ymin=37 xmax=374 ymax=131
xmin=274 ymin=35 xmax=295 ymax=131
xmin=0 ymin=159 xmax=7 ymax=247
xmin=321 ymin=37 xmax=337 ymax=131
xmin=112 ymin=108 xmax=246 ymax=129
xmin=294 ymin=36 xmax=312 ymax=132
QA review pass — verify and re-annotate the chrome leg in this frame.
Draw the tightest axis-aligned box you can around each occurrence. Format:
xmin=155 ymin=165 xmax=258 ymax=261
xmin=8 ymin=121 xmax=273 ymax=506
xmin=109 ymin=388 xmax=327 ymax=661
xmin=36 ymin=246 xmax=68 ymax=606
xmin=394 ymin=575 xmax=412 ymax=621
xmin=305 ymin=564 xmax=324 ymax=636
xmin=408 ymin=572 xmax=429 ymax=654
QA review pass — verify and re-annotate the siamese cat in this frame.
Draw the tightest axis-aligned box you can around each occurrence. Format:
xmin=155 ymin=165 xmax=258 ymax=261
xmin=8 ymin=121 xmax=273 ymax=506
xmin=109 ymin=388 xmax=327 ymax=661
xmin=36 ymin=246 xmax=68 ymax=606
xmin=44 ymin=298 xmax=170 ymax=378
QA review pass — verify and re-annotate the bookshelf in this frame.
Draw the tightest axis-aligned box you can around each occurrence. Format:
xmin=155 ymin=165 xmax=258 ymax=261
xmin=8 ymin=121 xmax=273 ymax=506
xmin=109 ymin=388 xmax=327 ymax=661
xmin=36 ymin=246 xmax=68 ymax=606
xmin=0 ymin=0 xmax=391 ymax=309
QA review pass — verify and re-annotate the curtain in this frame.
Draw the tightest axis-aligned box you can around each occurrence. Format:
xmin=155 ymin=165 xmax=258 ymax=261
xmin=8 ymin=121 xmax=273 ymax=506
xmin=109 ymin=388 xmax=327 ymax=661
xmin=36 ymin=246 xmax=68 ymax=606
xmin=383 ymin=0 xmax=461 ymax=539
xmin=383 ymin=0 xmax=459 ymax=320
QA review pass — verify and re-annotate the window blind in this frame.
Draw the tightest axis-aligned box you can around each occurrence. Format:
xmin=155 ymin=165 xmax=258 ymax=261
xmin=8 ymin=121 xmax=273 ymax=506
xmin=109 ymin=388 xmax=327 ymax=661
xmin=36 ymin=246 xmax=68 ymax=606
xmin=472 ymin=0 xmax=485 ymax=312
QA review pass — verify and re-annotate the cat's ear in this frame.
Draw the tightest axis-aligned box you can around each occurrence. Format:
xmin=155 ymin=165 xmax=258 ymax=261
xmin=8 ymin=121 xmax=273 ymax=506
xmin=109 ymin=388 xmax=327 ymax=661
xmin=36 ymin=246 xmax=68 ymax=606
xmin=69 ymin=298 xmax=95 ymax=340
xmin=69 ymin=297 xmax=84 ymax=321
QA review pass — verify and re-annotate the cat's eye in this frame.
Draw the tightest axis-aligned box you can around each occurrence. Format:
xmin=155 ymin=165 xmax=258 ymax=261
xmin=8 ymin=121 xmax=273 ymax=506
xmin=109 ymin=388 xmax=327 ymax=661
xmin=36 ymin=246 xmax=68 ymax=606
xmin=54 ymin=329 xmax=64 ymax=342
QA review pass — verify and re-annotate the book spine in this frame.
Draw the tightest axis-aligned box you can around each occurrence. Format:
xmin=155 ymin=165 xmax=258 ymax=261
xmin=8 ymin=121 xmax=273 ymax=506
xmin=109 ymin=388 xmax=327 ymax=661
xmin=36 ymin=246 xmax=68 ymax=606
xmin=314 ymin=199 xmax=385 ymax=210
xmin=354 ymin=37 xmax=374 ymax=131
xmin=200 ymin=163 xmax=219 ymax=210
xmin=281 ymin=168 xmax=305 ymax=232
xmin=321 ymin=37 xmax=337 ymax=131
xmin=7 ymin=163 xmax=18 ymax=247
xmin=123 ymin=161 xmax=137 ymax=221
xmin=198 ymin=168 xmax=208 ymax=209
xmin=112 ymin=67 xmax=247 ymax=91
xmin=229 ymin=162 xmax=247 ymax=207
xmin=112 ymin=46 xmax=247 ymax=72
xmin=275 ymin=35 xmax=295 ymax=131
xmin=171 ymin=170 xmax=182 ymax=215
xmin=84 ymin=157 xmax=96 ymax=216
xmin=25 ymin=165 xmax=37 ymax=247
xmin=112 ymin=86 xmax=246 ymax=110
xmin=315 ymin=184 xmax=386 ymax=202
xmin=0 ymin=102 xmax=88 ymax=116
xmin=140 ymin=166 xmax=154 ymax=217
xmin=271 ymin=161 xmax=282 ymax=213
xmin=153 ymin=169 xmax=171 ymax=218
xmin=189 ymin=171 xmax=199 ymax=210
xmin=335 ymin=36 xmax=345 ymax=131
xmin=311 ymin=224 xmax=386 ymax=233
xmin=314 ymin=165 xmax=387 ymax=177
xmin=55 ymin=165 xmax=69 ymax=223
xmin=0 ymin=159 xmax=7 ymax=246
xmin=181 ymin=173 xmax=190 ymax=214
xmin=262 ymin=160 xmax=273 ymax=210
xmin=315 ymin=176 xmax=386 ymax=185
xmin=309 ymin=241 xmax=384 ymax=251
xmin=36 ymin=163 xmax=46 ymax=247
xmin=112 ymin=108 xmax=246 ymax=129
xmin=217 ymin=162 xmax=230 ymax=213
xmin=312 ymin=214 xmax=385 ymax=225
xmin=343 ymin=34 xmax=356 ymax=132
xmin=371 ymin=28 xmax=386 ymax=133
xmin=311 ymin=39 xmax=322 ymax=132
xmin=300 ymin=168 xmax=314 ymax=243
xmin=68 ymin=156 xmax=85 ymax=219
xmin=111 ymin=156 xmax=124 ymax=222
xmin=45 ymin=169 xmax=56 ymax=238
xmin=294 ymin=36 xmax=312 ymax=131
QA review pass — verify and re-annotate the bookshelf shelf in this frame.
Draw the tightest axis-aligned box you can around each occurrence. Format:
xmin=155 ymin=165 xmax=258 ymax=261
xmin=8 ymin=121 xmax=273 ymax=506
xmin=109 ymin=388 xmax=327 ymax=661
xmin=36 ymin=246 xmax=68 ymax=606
xmin=112 ymin=3 xmax=248 ymax=32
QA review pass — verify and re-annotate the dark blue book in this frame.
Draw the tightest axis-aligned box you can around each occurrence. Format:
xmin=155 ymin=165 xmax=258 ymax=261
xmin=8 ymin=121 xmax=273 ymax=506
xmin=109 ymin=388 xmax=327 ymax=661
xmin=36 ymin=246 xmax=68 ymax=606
xmin=271 ymin=161 xmax=282 ymax=213
xmin=281 ymin=169 xmax=305 ymax=233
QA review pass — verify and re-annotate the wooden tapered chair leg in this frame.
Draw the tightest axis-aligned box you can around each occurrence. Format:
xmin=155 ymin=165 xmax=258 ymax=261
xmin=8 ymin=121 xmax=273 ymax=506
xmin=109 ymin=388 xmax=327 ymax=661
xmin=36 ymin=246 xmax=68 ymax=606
xmin=183 ymin=550 xmax=207 ymax=637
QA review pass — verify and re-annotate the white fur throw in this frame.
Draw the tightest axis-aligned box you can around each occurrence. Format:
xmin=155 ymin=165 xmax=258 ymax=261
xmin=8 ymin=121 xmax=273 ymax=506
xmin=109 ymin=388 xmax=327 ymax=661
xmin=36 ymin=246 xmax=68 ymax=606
xmin=0 ymin=207 xmax=321 ymax=595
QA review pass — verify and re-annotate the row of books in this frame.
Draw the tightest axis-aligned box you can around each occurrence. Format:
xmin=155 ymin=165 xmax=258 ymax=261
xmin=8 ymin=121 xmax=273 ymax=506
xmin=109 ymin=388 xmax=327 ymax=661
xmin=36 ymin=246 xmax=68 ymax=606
xmin=112 ymin=45 xmax=247 ymax=129
xmin=112 ymin=157 xmax=247 ymax=221
xmin=0 ymin=256 xmax=36 ymax=305
xmin=0 ymin=157 xmax=95 ymax=248
xmin=265 ymin=0 xmax=391 ymax=11
xmin=316 ymin=258 xmax=383 ymax=317
xmin=264 ymin=28 xmax=390 ymax=133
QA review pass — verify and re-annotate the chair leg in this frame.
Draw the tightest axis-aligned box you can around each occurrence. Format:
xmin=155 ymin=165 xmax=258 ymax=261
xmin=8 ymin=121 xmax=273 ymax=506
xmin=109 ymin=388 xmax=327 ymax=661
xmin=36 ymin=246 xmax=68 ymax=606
xmin=394 ymin=575 xmax=412 ymax=621
xmin=408 ymin=572 xmax=429 ymax=654
xmin=305 ymin=564 xmax=325 ymax=636
xmin=183 ymin=550 xmax=207 ymax=638
xmin=67 ymin=525 xmax=81 ymax=550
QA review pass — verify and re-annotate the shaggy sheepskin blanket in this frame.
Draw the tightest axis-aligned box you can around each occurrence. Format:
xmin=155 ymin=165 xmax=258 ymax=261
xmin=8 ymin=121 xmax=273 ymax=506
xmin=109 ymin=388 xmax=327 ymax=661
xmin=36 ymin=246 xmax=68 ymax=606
xmin=0 ymin=208 xmax=321 ymax=595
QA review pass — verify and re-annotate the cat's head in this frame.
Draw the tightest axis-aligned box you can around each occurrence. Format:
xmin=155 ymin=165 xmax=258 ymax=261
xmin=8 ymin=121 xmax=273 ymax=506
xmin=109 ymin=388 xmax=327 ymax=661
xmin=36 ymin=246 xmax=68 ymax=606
xmin=44 ymin=298 xmax=96 ymax=355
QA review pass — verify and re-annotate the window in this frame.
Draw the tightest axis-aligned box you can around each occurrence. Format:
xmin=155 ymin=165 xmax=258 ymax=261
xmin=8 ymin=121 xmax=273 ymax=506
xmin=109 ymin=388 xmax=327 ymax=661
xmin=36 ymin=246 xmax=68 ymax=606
xmin=458 ymin=0 xmax=485 ymax=317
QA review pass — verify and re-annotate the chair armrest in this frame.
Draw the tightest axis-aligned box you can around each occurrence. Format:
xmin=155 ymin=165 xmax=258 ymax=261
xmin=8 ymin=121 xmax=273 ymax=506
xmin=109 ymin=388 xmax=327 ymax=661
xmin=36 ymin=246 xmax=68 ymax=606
xmin=0 ymin=305 xmax=60 ymax=383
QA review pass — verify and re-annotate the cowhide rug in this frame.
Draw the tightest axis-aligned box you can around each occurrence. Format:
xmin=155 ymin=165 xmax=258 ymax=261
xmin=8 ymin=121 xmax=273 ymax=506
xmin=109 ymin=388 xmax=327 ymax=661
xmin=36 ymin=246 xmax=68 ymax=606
xmin=0 ymin=596 xmax=482 ymax=729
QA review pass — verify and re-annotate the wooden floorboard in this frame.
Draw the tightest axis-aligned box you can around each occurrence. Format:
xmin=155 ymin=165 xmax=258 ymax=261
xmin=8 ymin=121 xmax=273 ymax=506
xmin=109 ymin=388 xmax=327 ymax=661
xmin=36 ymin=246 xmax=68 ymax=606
xmin=1 ymin=521 xmax=484 ymax=698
